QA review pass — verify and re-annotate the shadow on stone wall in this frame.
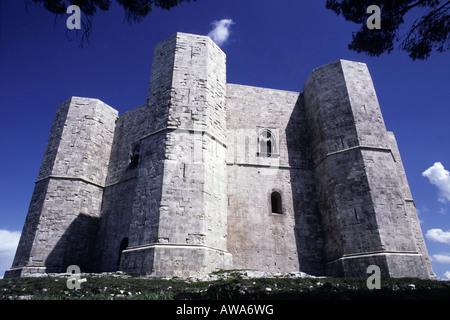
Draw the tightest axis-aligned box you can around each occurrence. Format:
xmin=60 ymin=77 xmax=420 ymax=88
xmin=93 ymin=178 xmax=138 ymax=273
xmin=45 ymin=213 xmax=99 ymax=273
xmin=285 ymin=94 xmax=326 ymax=276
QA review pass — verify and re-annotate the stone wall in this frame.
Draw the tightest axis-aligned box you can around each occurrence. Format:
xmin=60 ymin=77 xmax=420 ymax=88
xmin=303 ymin=60 xmax=432 ymax=278
xmin=5 ymin=97 xmax=118 ymax=277
xmin=121 ymin=33 xmax=232 ymax=277
xmin=225 ymin=84 xmax=324 ymax=275
xmin=93 ymin=103 xmax=148 ymax=272
xmin=387 ymin=132 xmax=436 ymax=278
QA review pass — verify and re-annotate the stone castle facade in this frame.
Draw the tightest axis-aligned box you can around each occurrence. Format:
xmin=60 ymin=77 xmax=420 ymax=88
xmin=5 ymin=32 xmax=435 ymax=279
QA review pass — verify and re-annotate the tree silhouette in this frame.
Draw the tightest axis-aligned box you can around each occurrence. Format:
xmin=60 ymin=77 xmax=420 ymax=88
xmin=326 ymin=0 xmax=449 ymax=60
xmin=26 ymin=0 xmax=196 ymax=46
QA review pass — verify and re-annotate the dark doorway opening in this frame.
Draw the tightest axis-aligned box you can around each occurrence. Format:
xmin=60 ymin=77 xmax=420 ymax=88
xmin=117 ymin=237 xmax=128 ymax=267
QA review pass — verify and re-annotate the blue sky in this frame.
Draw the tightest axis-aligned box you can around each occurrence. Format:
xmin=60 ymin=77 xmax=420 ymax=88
xmin=0 ymin=0 xmax=449 ymax=279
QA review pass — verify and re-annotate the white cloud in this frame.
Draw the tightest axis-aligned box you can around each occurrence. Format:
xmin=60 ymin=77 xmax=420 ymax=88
xmin=432 ymin=254 xmax=450 ymax=264
xmin=426 ymin=228 xmax=450 ymax=245
xmin=207 ymin=19 xmax=234 ymax=46
xmin=0 ymin=229 xmax=21 ymax=278
xmin=0 ymin=230 xmax=21 ymax=252
xmin=443 ymin=271 xmax=450 ymax=280
xmin=422 ymin=162 xmax=450 ymax=203
xmin=415 ymin=207 xmax=424 ymax=224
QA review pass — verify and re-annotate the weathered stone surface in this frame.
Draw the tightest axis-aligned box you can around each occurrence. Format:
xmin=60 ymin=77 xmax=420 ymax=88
xmin=118 ymin=33 xmax=231 ymax=277
xmin=6 ymin=97 xmax=117 ymax=277
xmin=4 ymin=34 xmax=435 ymax=280
xmin=303 ymin=59 xmax=433 ymax=279
xmin=225 ymin=84 xmax=324 ymax=275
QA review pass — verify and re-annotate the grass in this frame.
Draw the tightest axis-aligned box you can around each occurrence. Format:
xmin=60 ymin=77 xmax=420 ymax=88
xmin=1 ymin=273 xmax=450 ymax=300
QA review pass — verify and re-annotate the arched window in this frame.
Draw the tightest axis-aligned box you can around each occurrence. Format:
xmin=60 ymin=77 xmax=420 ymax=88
xmin=271 ymin=191 xmax=282 ymax=214
xmin=258 ymin=129 xmax=277 ymax=157
xmin=117 ymin=237 xmax=128 ymax=266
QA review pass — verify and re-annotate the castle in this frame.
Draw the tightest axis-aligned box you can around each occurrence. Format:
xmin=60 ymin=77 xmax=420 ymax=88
xmin=5 ymin=32 xmax=435 ymax=279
